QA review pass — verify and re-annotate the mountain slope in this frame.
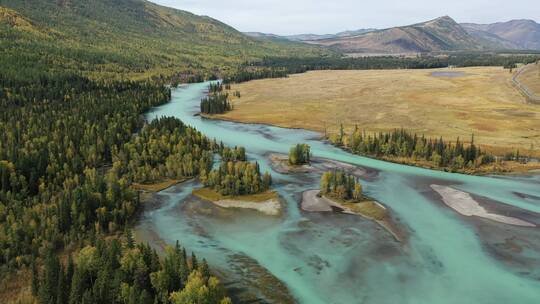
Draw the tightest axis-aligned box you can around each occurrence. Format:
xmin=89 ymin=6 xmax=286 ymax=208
xmin=308 ymin=16 xmax=483 ymax=54
xmin=462 ymin=20 xmax=540 ymax=50
xmin=0 ymin=0 xmax=329 ymax=80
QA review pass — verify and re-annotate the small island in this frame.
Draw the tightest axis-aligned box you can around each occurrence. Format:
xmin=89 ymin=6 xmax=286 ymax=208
xmin=200 ymin=82 xmax=232 ymax=115
xmin=193 ymin=159 xmax=282 ymax=216
xmin=269 ymin=144 xmax=313 ymax=174
xmin=302 ymin=170 xmax=404 ymax=241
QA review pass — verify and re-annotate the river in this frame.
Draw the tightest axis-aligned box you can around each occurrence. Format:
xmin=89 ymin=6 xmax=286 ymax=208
xmin=137 ymin=81 xmax=540 ymax=304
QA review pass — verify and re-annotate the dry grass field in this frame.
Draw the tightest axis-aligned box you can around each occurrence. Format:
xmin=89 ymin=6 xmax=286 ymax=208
xmin=517 ymin=63 xmax=540 ymax=97
xmin=217 ymin=67 xmax=540 ymax=156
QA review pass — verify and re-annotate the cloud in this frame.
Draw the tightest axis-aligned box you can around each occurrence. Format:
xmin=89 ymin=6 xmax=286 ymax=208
xmin=151 ymin=0 xmax=540 ymax=35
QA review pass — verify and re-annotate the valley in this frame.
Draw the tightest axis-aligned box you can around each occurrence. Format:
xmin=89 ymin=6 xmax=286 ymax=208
xmin=135 ymin=82 xmax=540 ymax=304
xmin=1 ymin=0 xmax=540 ymax=303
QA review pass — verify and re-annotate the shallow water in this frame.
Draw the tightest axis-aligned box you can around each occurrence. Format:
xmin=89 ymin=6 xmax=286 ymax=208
xmin=139 ymin=82 xmax=540 ymax=304
xmin=431 ymin=71 xmax=467 ymax=77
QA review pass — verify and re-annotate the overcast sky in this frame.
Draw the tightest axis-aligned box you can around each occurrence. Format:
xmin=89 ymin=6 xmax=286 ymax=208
xmin=151 ymin=0 xmax=540 ymax=35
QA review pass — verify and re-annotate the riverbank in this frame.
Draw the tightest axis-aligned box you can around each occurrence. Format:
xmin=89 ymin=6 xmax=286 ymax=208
xmin=268 ymin=153 xmax=313 ymax=174
xmin=301 ymin=190 xmax=405 ymax=242
xmin=203 ymin=115 xmax=540 ymax=175
xmin=133 ymin=177 xmax=192 ymax=192
xmin=133 ymin=203 xmax=295 ymax=304
xmin=268 ymin=152 xmax=374 ymax=179
xmin=335 ymin=149 xmax=540 ymax=176
xmin=192 ymin=188 xmax=282 ymax=216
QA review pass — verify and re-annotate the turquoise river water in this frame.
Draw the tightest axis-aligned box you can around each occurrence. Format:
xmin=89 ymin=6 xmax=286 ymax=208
xmin=138 ymin=82 xmax=540 ymax=304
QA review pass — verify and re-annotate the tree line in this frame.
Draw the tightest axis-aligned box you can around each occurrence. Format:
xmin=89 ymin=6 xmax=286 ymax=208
xmin=223 ymin=53 xmax=540 ymax=84
xmin=32 ymin=237 xmax=231 ymax=304
xmin=320 ymin=170 xmax=363 ymax=202
xmin=334 ymin=128 xmax=494 ymax=170
xmin=200 ymin=83 xmax=232 ymax=114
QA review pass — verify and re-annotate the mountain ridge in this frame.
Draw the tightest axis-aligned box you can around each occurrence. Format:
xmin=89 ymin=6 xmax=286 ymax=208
xmin=461 ymin=19 xmax=540 ymax=50
xmin=0 ymin=0 xmax=330 ymax=80
xmin=307 ymin=16 xmax=484 ymax=54
xmin=248 ymin=17 xmax=540 ymax=53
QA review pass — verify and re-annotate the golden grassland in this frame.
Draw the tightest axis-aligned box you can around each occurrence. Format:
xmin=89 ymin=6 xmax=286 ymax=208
xmin=341 ymin=200 xmax=388 ymax=221
xmin=518 ymin=63 xmax=540 ymax=97
xmin=192 ymin=188 xmax=278 ymax=203
xmin=132 ymin=178 xmax=190 ymax=192
xmin=216 ymin=67 xmax=540 ymax=157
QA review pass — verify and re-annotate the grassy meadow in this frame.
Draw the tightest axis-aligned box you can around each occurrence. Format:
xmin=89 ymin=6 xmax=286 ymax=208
xmin=218 ymin=67 xmax=540 ymax=156
xmin=517 ymin=63 xmax=540 ymax=97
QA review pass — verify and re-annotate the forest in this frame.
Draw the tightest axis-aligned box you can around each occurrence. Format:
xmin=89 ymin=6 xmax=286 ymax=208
xmin=333 ymin=127 xmax=495 ymax=170
xmin=219 ymin=146 xmax=247 ymax=163
xmin=32 ymin=237 xmax=231 ymax=304
xmin=0 ymin=74 xmax=166 ymax=268
xmin=202 ymin=161 xmax=273 ymax=196
xmin=320 ymin=171 xmax=363 ymax=202
xmin=115 ymin=117 xmax=215 ymax=184
xmin=289 ymin=144 xmax=311 ymax=165
xmin=200 ymin=83 xmax=233 ymax=115
xmin=0 ymin=71 xmax=235 ymax=303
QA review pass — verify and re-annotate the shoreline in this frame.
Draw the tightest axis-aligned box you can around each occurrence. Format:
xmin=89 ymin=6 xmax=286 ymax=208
xmin=133 ymin=216 xmax=295 ymax=304
xmin=267 ymin=152 xmax=378 ymax=181
xmin=200 ymin=113 xmax=540 ymax=176
xmin=133 ymin=177 xmax=193 ymax=193
xmin=301 ymin=189 xmax=405 ymax=242
xmin=431 ymin=184 xmax=536 ymax=227
xmin=192 ymin=188 xmax=283 ymax=216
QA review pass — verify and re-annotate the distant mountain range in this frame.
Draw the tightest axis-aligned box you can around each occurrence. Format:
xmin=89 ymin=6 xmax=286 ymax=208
xmin=245 ymin=29 xmax=376 ymax=42
xmin=462 ymin=20 xmax=540 ymax=50
xmin=246 ymin=16 xmax=540 ymax=54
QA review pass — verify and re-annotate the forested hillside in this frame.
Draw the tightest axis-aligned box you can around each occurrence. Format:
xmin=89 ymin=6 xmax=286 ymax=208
xmin=0 ymin=69 xmax=237 ymax=300
xmin=0 ymin=1 xmax=306 ymax=302
xmin=0 ymin=0 xmax=330 ymax=81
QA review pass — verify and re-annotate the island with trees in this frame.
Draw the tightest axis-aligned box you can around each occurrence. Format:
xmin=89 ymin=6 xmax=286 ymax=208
xmin=319 ymin=170 xmax=387 ymax=221
xmin=267 ymin=144 xmax=313 ymax=174
xmin=301 ymin=170 xmax=404 ymax=241
xmin=193 ymin=158 xmax=281 ymax=216
xmin=200 ymin=83 xmax=233 ymax=115
xmin=289 ymin=144 xmax=311 ymax=166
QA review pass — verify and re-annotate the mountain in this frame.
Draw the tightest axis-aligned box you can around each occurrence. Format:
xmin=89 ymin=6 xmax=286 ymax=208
xmin=0 ymin=0 xmax=329 ymax=80
xmin=285 ymin=33 xmax=337 ymax=41
xmin=460 ymin=24 xmax=519 ymax=50
xmin=334 ymin=29 xmax=377 ymax=38
xmin=307 ymin=16 xmax=484 ymax=54
xmin=245 ymin=29 xmax=377 ymax=42
xmin=462 ymin=20 xmax=540 ymax=50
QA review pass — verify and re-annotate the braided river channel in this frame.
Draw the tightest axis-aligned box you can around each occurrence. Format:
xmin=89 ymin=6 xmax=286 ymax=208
xmin=136 ymin=82 xmax=540 ymax=304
